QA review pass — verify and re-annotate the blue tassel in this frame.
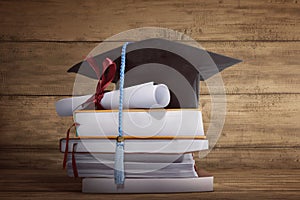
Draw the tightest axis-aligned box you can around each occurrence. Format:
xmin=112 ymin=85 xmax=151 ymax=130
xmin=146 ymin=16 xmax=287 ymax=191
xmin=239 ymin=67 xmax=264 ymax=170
xmin=114 ymin=42 xmax=130 ymax=185
xmin=114 ymin=141 xmax=125 ymax=184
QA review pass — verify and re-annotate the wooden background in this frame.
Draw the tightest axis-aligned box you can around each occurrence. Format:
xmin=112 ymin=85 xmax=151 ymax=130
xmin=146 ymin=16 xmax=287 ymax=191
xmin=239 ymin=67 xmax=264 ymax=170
xmin=0 ymin=0 xmax=299 ymax=199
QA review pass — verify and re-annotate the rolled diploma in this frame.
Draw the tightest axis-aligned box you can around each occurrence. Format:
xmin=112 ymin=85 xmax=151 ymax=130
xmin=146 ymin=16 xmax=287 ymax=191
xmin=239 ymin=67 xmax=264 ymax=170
xmin=55 ymin=82 xmax=170 ymax=116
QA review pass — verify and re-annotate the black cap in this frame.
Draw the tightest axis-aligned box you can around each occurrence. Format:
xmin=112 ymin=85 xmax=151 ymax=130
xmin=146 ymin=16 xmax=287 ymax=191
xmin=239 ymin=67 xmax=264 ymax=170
xmin=68 ymin=38 xmax=241 ymax=108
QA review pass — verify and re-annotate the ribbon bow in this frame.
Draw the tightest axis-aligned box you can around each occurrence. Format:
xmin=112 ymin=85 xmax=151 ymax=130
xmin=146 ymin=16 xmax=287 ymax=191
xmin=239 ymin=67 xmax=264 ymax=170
xmin=83 ymin=57 xmax=117 ymax=110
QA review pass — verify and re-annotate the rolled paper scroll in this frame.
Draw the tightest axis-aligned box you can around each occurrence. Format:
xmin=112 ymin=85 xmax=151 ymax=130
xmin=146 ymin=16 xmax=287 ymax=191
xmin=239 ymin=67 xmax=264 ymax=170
xmin=55 ymin=82 xmax=170 ymax=116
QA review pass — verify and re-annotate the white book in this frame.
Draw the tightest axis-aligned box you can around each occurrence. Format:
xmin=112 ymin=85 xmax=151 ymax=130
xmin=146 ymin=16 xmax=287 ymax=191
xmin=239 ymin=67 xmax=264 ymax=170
xmin=65 ymin=153 xmax=193 ymax=163
xmin=82 ymin=176 xmax=213 ymax=193
xmin=74 ymin=109 xmax=204 ymax=137
xmin=67 ymin=169 xmax=198 ymax=178
xmin=66 ymin=160 xmax=195 ymax=171
xmin=60 ymin=138 xmax=208 ymax=154
xmin=66 ymin=153 xmax=198 ymax=178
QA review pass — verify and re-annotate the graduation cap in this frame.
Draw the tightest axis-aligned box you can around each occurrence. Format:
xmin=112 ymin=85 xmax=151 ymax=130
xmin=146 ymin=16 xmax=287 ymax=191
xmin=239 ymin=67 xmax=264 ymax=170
xmin=68 ymin=38 xmax=241 ymax=108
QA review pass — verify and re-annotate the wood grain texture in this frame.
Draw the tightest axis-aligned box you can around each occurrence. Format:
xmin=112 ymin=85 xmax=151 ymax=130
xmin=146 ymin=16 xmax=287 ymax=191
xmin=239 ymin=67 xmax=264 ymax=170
xmin=0 ymin=0 xmax=299 ymax=41
xmin=1 ymin=191 xmax=300 ymax=200
xmin=0 ymin=169 xmax=299 ymax=199
xmin=198 ymin=147 xmax=300 ymax=169
xmin=0 ymin=0 xmax=299 ymax=198
xmin=1 ymin=41 xmax=299 ymax=95
xmin=0 ymin=94 xmax=299 ymax=148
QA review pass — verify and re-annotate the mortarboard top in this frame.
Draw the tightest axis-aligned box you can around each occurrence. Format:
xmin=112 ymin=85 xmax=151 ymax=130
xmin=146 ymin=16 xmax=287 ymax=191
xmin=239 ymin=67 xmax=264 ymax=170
xmin=68 ymin=38 xmax=241 ymax=108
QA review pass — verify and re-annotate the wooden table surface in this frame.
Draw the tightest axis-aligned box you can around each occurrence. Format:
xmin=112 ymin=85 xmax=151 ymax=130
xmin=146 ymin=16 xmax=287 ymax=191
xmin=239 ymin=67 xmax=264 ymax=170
xmin=0 ymin=0 xmax=299 ymax=199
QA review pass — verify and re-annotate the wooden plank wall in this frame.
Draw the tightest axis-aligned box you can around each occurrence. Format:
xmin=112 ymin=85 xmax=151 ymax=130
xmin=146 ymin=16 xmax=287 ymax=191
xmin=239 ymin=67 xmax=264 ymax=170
xmin=0 ymin=0 xmax=299 ymax=196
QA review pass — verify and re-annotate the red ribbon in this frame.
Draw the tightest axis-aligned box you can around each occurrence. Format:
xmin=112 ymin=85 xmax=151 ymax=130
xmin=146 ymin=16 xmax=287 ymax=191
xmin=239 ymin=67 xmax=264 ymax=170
xmin=63 ymin=123 xmax=78 ymax=169
xmin=62 ymin=123 xmax=79 ymax=178
xmin=62 ymin=57 xmax=116 ymax=177
xmin=83 ymin=57 xmax=117 ymax=110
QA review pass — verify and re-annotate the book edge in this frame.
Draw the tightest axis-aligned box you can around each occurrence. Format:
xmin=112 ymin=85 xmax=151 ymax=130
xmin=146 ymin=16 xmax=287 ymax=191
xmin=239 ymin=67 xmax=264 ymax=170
xmin=82 ymin=176 xmax=213 ymax=193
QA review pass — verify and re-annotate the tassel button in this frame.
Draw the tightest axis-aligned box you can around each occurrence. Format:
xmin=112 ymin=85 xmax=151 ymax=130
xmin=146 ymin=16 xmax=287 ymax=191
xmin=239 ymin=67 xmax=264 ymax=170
xmin=116 ymin=136 xmax=124 ymax=142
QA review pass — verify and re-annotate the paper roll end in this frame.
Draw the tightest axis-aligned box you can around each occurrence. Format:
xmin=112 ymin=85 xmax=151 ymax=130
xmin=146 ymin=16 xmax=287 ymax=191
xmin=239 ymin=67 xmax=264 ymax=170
xmin=154 ymin=84 xmax=170 ymax=107
xmin=55 ymin=99 xmax=74 ymax=117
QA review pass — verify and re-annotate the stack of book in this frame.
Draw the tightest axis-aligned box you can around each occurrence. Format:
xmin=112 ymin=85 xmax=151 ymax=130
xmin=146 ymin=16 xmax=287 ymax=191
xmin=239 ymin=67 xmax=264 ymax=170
xmin=56 ymin=38 xmax=241 ymax=193
xmin=59 ymin=109 xmax=213 ymax=193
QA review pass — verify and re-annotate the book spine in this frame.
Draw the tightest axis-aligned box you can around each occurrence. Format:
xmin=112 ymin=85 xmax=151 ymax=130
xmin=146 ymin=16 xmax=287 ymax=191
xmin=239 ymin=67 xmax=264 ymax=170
xmin=82 ymin=177 xmax=213 ymax=193
xmin=59 ymin=139 xmax=208 ymax=153
xmin=75 ymin=110 xmax=204 ymax=137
